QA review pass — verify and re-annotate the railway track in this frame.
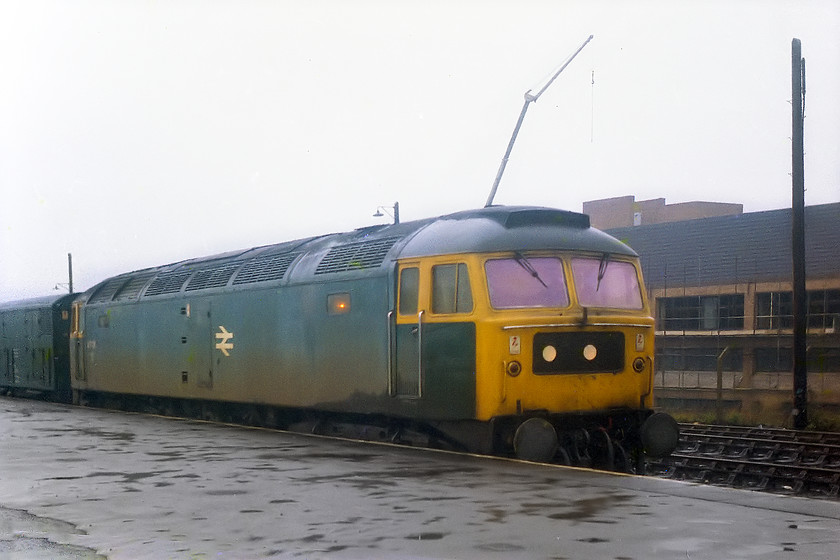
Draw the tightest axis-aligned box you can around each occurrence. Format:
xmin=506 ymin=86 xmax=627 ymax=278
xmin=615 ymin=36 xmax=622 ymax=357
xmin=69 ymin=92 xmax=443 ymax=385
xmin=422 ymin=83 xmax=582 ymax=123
xmin=647 ymin=423 xmax=840 ymax=499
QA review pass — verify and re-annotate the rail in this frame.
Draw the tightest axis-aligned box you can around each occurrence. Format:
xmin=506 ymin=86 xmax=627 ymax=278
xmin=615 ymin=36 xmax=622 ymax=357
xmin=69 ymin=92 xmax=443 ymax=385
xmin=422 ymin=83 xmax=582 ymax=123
xmin=647 ymin=423 xmax=840 ymax=499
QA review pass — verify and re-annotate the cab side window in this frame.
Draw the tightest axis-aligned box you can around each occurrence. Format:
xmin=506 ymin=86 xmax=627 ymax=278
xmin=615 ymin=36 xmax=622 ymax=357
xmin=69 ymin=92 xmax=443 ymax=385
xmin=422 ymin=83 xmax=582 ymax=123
xmin=432 ymin=263 xmax=473 ymax=314
xmin=399 ymin=267 xmax=419 ymax=315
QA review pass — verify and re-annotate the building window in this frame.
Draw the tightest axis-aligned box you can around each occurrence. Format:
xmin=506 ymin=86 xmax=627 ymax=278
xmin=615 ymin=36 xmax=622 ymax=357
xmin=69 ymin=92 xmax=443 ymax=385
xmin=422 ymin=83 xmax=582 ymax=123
xmin=657 ymin=295 xmax=744 ymax=331
xmin=756 ymin=289 xmax=840 ymax=330
xmin=657 ymin=347 xmax=743 ymax=372
xmin=809 ymin=347 xmax=840 ymax=372
xmin=755 ymin=346 xmax=840 ymax=373
xmin=809 ymin=289 xmax=840 ymax=330
xmin=755 ymin=292 xmax=792 ymax=329
xmin=754 ymin=347 xmax=791 ymax=373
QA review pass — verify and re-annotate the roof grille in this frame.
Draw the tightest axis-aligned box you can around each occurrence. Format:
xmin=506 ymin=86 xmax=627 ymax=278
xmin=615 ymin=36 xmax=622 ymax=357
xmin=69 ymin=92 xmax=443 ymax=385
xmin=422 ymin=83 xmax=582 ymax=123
xmin=114 ymin=273 xmax=155 ymax=301
xmin=186 ymin=263 xmax=240 ymax=291
xmin=88 ymin=278 xmax=128 ymax=304
xmin=315 ymin=237 xmax=399 ymax=275
xmin=233 ymin=252 xmax=299 ymax=285
xmin=144 ymin=271 xmax=193 ymax=297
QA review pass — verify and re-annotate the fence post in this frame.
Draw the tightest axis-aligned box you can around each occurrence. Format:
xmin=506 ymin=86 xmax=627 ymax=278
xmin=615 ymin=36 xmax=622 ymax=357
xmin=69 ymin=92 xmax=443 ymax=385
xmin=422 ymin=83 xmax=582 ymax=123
xmin=717 ymin=346 xmax=730 ymax=424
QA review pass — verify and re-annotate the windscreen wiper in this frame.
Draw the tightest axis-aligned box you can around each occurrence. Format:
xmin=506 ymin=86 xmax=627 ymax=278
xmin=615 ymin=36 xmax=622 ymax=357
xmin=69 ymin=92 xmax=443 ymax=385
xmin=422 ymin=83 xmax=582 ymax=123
xmin=596 ymin=253 xmax=610 ymax=292
xmin=514 ymin=252 xmax=548 ymax=288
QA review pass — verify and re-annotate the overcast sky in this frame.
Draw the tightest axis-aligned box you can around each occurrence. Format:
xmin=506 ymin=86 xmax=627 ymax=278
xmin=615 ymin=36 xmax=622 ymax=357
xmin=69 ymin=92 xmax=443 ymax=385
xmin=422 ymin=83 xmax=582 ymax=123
xmin=1 ymin=0 xmax=838 ymax=300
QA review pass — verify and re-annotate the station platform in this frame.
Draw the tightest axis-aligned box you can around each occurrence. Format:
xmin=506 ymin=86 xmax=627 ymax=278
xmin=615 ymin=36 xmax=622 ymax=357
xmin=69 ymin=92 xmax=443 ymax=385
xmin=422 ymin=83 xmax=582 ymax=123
xmin=0 ymin=397 xmax=837 ymax=559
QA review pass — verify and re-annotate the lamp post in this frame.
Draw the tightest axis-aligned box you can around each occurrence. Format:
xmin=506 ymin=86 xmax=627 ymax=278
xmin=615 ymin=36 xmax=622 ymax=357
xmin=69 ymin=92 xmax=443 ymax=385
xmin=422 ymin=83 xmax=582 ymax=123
xmin=55 ymin=253 xmax=74 ymax=293
xmin=373 ymin=202 xmax=400 ymax=224
xmin=67 ymin=253 xmax=73 ymax=294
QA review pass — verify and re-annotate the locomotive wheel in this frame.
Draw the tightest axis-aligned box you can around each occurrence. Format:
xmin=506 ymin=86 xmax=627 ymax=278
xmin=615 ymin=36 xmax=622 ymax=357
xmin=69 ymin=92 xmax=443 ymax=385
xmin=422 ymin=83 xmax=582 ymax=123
xmin=513 ymin=418 xmax=558 ymax=462
xmin=565 ymin=429 xmax=591 ymax=466
xmin=554 ymin=446 xmax=571 ymax=466
xmin=588 ymin=429 xmax=615 ymax=470
xmin=612 ymin=441 xmax=631 ymax=473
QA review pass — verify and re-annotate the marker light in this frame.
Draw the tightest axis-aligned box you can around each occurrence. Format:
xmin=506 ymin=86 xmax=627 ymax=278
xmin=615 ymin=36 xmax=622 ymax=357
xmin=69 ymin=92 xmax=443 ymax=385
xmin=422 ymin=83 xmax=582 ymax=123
xmin=327 ymin=293 xmax=351 ymax=314
xmin=542 ymin=345 xmax=557 ymax=362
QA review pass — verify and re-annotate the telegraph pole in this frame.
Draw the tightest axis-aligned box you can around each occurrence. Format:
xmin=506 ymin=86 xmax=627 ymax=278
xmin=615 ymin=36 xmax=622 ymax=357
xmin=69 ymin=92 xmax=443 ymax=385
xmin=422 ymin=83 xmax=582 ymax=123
xmin=791 ymin=38 xmax=807 ymax=429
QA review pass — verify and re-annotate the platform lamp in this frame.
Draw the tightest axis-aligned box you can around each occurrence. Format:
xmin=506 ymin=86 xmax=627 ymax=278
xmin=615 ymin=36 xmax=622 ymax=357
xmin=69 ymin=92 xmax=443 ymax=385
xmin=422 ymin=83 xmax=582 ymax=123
xmin=373 ymin=202 xmax=400 ymax=224
xmin=54 ymin=253 xmax=73 ymax=294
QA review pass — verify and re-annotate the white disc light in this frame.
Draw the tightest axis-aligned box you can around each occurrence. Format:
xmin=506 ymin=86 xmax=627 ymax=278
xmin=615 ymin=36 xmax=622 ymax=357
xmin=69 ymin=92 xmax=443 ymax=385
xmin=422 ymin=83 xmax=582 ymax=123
xmin=542 ymin=345 xmax=557 ymax=362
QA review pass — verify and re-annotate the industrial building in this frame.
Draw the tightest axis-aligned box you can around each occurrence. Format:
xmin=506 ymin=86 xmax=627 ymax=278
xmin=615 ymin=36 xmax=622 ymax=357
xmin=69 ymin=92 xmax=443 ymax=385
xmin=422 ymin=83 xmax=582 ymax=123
xmin=590 ymin=197 xmax=840 ymax=427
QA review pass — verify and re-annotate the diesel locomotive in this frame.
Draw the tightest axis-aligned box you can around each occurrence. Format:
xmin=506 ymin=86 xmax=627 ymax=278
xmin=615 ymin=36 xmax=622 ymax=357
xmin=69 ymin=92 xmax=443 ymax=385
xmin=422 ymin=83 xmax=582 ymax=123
xmin=1 ymin=205 xmax=678 ymax=470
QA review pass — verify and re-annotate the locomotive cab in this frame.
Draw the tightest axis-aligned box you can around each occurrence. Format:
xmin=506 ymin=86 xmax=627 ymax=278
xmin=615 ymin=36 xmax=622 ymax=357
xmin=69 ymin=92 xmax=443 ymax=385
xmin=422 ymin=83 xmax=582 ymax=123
xmin=390 ymin=206 xmax=679 ymax=469
xmin=391 ymin=243 xmax=678 ymax=468
xmin=475 ymin=250 xmax=673 ymax=465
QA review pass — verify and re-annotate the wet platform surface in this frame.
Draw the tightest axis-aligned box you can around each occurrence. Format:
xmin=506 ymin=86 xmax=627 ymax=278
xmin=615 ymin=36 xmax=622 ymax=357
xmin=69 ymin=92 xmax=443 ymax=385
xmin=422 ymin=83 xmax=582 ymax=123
xmin=1 ymin=397 xmax=838 ymax=559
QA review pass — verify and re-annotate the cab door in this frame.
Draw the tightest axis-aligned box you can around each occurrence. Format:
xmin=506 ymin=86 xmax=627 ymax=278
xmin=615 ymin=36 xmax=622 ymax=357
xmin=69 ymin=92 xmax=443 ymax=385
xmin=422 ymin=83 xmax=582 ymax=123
xmin=392 ymin=260 xmax=477 ymax=418
xmin=394 ymin=264 xmax=422 ymax=397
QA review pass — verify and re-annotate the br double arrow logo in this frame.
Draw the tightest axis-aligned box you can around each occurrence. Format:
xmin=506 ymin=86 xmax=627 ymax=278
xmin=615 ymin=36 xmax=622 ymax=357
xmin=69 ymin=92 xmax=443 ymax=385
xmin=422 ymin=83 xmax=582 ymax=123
xmin=215 ymin=325 xmax=234 ymax=356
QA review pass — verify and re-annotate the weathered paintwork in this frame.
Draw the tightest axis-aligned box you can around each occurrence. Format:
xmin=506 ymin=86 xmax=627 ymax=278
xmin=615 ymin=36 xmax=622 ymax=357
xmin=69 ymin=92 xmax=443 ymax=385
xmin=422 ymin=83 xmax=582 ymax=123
xmin=0 ymin=294 xmax=75 ymax=401
xmin=397 ymin=206 xmax=636 ymax=259
xmin=71 ymin=207 xmax=601 ymax=416
xmin=65 ymin=205 xmax=668 ymax=458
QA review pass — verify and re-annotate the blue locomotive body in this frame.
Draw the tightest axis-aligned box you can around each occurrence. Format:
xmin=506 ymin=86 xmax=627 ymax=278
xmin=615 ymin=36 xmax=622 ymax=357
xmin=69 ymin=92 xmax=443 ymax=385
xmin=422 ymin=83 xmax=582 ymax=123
xmin=5 ymin=206 xmax=679 ymax=467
